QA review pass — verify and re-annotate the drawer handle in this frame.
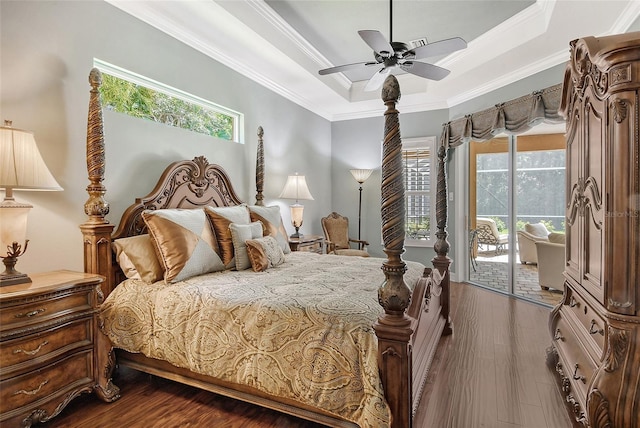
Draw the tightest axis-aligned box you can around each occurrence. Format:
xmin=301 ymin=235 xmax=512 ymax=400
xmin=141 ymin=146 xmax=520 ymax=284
xmin=553 ymin=328 xmax=564 ymax=341
xmin=14 ymin=308 xmax=46 ymax=319
xmin=589 ymin=320 xmax=604 ymax=336
xmin=13 ymin=379 xmax=49 ymax=396
xmin=13 ymin=340 xmax=49 ymax=356
xmin=569 ymin=296 xmax=579 ymax=308
xmin=572 ymin=364 xmax=586 ymax=383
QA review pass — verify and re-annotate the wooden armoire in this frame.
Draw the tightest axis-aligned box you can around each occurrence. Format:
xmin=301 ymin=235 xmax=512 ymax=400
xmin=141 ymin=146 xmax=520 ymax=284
xmin=550 ymin=32 xmax=640 ymax=427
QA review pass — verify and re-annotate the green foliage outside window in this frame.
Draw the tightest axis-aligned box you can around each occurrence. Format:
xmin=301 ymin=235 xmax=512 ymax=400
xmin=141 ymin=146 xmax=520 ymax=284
xmin=407 ymin=218 xmax=431 ymax=239
xmin=99 ymin=73 xmax=234 ymax=140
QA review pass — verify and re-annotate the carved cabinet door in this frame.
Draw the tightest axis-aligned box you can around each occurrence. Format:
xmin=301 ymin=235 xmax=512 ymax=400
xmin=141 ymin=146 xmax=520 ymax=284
xmin=565 ymin=87 xmax=605 ymax=305
xmin=581 ymin=91 xmax=605 ymax=304
xmin=565 ymin=96 xmax=582 ymax=286
xmin=605 ymin=90 xmax=639 ymax=316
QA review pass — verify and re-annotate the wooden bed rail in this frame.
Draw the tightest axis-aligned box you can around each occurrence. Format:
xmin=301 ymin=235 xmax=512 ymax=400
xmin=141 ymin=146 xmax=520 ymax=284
xmin=374 ymin=75 xmax=452 ymax=428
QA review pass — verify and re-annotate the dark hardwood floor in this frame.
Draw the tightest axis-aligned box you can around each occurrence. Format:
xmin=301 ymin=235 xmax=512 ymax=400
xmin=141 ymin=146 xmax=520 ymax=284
xmin=40 ymin=282 xmax=575 ymax=428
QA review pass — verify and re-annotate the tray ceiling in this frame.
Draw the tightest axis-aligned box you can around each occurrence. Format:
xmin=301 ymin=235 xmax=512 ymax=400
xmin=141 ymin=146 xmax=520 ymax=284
xmin=105 ymin=0 xmax=640 ymax=121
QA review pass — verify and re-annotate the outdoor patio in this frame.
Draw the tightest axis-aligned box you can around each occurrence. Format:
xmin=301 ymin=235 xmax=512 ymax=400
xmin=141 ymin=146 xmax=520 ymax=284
xmin=469 ymin=248 xmax=564 ymax=306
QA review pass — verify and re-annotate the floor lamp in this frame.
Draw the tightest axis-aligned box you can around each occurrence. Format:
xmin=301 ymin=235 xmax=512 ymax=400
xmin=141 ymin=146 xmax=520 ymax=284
xmin=349 ymin=169 xmax=373 ymax=241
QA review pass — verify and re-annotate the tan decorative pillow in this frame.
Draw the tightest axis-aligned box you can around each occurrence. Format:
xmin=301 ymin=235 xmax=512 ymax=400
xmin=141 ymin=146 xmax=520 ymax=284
xmin=229 ymin=221 xmax=263 ymax=270
xmin=205 ymin=204 xmax=250 ymax=268
xmin=142 ymin=208 xmax=225 ymax=283
xmin=248 ymin=205 xmax=291 ymax=254
xmin=548 ymin=232 xmax=566 ymax=244
xmin=525 ymin=222 xmax=549 ymax=237
xmin=245 ymin=236 xmax=286 ymax=272
xmin=112 ymin=234 xmax=163 ymax=283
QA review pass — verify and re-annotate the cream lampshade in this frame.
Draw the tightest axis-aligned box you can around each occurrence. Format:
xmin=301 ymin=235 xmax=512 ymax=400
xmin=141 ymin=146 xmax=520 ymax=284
xmin=350 ymin=169 xmax=373 ymax=184
xmin=0 ymin=120 xmax=63 ymax=286
xmin=278 ymin=173 xmax=314 ymax=238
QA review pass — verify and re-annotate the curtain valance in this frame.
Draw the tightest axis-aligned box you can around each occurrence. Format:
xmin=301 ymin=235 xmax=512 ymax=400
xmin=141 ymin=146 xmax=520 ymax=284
xmin=440 ymin=83 xmax=564 ymax=149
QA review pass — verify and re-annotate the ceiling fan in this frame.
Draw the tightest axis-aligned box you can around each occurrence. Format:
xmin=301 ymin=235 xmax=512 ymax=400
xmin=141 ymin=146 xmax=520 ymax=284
xmin=318 ymin=0 xmax=467 ymax=91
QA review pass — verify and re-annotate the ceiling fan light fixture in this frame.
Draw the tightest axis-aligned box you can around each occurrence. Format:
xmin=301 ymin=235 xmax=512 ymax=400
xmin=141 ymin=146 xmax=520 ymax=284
xmin=317 ymin=0 xmax=466 ymax=91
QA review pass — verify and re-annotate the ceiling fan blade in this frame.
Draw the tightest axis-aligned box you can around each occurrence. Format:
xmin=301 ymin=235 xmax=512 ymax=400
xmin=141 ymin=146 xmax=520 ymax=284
xmin=318 ymin=61 xmax=377 ymax=75
xmin=364 ymin=67 xmax=391 ymax=92
xmin=411 ymin=37 xmax=467 ymax=60
xmin=401 ymin=61 xmax=450 ymax=81
xmin=358 ymin=30 xmax=394 ymax=56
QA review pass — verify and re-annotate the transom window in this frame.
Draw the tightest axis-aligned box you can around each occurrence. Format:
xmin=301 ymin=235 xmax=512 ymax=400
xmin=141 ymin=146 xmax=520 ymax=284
xmin=94 ymin=59 xmax=243 ymax=143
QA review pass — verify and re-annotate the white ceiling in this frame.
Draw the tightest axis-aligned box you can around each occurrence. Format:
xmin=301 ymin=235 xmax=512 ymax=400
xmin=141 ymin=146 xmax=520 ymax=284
xmin=106 ymin=0 xmax=640 ymax=121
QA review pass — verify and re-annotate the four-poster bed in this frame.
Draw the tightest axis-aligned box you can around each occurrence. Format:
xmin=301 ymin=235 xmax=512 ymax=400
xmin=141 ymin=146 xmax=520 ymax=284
xmin=83 ymin=69 xmax=452 ymax=427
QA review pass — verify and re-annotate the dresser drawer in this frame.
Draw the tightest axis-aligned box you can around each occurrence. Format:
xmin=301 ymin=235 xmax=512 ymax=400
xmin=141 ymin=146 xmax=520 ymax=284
xmin=0 ymin=292 xmax=92 ymax=333
xmin=0 ymin=318 xmax=93 ymax=378
xmin=564 ymin=287 xmax=606 ymax=358
xmin=297 ymin=242 xmax=322 ymax=253
xmin=552 ymin=314 xmax=598 ymax=406
xmin=0 ymin=350 xmax=93 ymax=414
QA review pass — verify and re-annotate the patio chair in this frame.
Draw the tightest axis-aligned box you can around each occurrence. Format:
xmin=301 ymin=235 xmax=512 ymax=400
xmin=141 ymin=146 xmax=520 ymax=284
xmin=476 ymin=217 xmax=508 ymax=254
xmin=535 ymin=232 xmax=566 ymax=290
xmin=517 ymin=222 xmax=550 ymax=264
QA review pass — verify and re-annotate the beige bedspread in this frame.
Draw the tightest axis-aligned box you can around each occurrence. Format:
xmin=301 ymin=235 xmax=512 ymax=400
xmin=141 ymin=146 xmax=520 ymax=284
xmin=101 ymin=252 xmax=426 ymax=427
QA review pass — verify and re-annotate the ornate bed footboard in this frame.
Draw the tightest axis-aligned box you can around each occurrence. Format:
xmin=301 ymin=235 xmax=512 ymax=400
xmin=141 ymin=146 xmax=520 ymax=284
xmin=81 ymin=69 xmax=450 ymax=427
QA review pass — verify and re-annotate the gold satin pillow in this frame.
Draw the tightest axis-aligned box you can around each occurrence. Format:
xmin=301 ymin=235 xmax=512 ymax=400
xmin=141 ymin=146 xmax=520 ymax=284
xmin=249 ymin=205 xmax=291 ymax=254
xmin=245 ymin=236 xmax=286 ymax=272
xmin=142 ymin=208 xmax=225 ymax=283
xmin=205 ymin=204 xmax=250 ymax=268
xmin=112 ymin=234 xmax=163 ymax=283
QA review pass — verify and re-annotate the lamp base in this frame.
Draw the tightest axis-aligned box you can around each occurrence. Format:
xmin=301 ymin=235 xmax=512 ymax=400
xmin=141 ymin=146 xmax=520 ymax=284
xmin=1 ymin=242 xmax=31 ymax=286
xmin=290 ymin=225 xmax=303 ymax=239
xmin=0 ymin=271 xmax=31 ymax=286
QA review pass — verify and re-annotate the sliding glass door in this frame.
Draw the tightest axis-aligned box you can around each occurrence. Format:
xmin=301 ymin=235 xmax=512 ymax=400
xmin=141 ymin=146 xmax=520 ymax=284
xmin=469 ymin=134 xmax=566 ymax=306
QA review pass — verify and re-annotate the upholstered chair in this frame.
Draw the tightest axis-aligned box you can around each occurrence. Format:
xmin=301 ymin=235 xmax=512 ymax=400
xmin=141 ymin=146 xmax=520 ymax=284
xmin=321 ymin=212 xmax=370 ymax=257
xmin=475 ymin=217 xmax=508 ymax=254
xmin=535 ymin=232 xmax=566 ymax=290
xmin=516 ymin=222 xmax=550 ymax=264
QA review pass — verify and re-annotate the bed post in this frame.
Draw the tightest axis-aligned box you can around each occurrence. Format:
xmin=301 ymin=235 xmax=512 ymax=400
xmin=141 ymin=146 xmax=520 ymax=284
xmin=255 ymin=126 xmax=265 ymax=206
xmin=79 ymin=68 xmax=121 ymax=403
xmin=374 ymin=75 xmax=413 ymax=428
xmin=433 ymin=142 xmax=452 ymax=335
xmin=79 ymin=68 xmax=114 ymax=298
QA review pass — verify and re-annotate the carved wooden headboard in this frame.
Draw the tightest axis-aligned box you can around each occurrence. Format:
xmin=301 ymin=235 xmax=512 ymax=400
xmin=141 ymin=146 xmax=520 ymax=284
xmin=112 ymin=157 xmax=244 ymax=240
xmin=80 ymin=68 xmax=265 ymax=295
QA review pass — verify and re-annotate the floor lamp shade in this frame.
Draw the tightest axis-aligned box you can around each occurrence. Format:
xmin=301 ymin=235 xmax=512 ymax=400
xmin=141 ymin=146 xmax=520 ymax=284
xmin=0 ymin=121 xmax=63 ymax=286
xmin=278 ymin=173 xmax=314 ymax=238
xmin=350 ymin=169 xmax=373 ymax=184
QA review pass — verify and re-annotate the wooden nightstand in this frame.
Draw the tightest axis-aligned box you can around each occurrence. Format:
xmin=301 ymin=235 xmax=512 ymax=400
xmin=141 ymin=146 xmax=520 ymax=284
xmin=288 ymin=235 xmax=325 ymax=254
xmin=0 ymin=270 xmax=119 ymax=427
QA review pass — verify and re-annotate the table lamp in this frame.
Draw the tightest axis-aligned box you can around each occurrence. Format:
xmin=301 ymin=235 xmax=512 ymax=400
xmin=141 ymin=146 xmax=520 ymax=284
xmin=278 ymin=173 xmax=314 ymax=238
xmin=0 ymin=121 xmax=63 ymax=286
